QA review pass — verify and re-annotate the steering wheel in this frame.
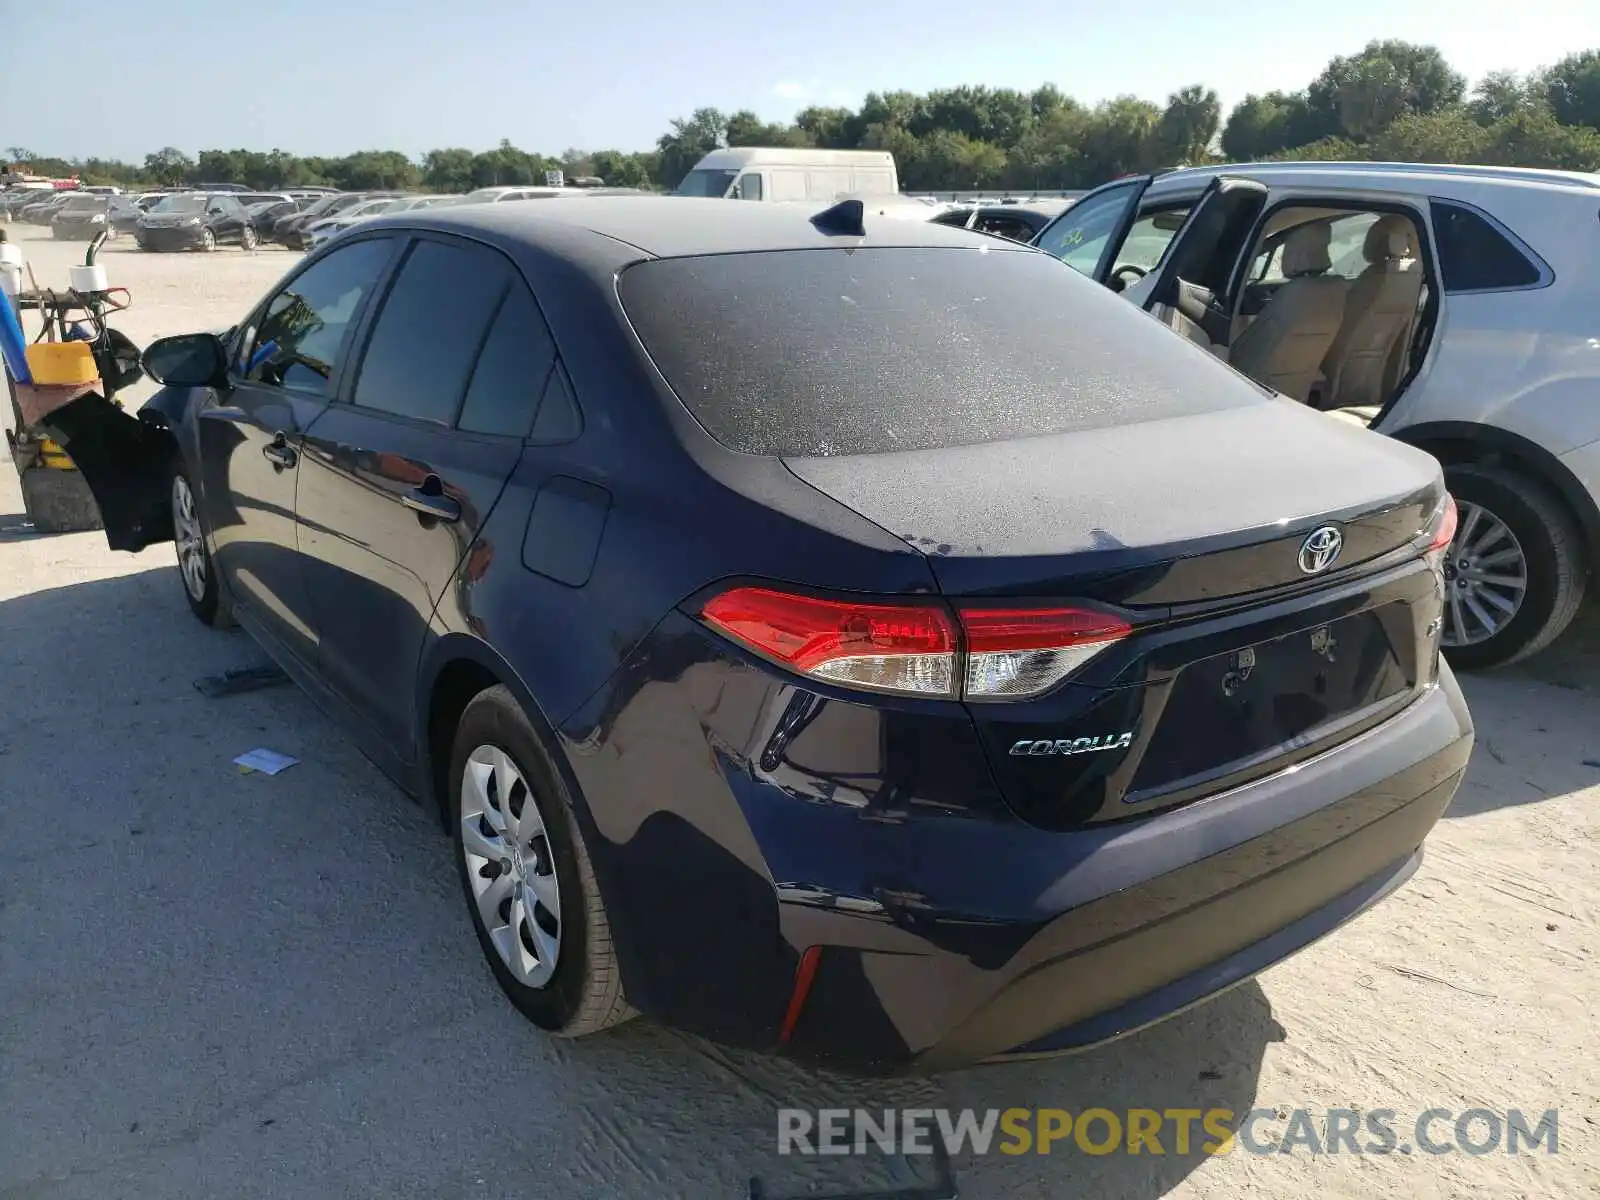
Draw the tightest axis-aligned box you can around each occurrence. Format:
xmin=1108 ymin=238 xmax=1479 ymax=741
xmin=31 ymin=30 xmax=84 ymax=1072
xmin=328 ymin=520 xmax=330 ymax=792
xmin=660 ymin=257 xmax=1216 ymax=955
xmin=1112 ymin=264 xmax=1148 ymax=284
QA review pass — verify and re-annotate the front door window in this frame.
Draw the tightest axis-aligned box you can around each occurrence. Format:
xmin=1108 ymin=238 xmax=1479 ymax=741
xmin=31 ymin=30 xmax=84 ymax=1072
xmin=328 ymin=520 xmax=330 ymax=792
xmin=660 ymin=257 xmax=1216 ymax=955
xmin=1033 ymin=178 xmax=1149 ymax=278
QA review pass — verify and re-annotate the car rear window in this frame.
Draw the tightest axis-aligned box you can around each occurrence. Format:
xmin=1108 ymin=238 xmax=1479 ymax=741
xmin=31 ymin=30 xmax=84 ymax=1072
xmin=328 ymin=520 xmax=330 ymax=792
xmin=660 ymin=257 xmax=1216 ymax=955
xmin=619 ymin=247 xmax=1264 ymax=457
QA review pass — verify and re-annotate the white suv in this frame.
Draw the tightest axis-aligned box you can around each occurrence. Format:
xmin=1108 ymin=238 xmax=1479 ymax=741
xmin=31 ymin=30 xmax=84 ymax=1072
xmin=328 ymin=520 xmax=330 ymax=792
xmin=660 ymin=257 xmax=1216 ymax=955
xmin=1033 ymin=161 xmax=1600 ymax=668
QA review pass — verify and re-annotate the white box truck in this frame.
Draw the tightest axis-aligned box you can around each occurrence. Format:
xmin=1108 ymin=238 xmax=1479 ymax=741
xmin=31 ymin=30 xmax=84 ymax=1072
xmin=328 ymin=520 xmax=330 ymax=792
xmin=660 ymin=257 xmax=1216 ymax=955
xmin=674 ymin=148 xmax=898 ymax=203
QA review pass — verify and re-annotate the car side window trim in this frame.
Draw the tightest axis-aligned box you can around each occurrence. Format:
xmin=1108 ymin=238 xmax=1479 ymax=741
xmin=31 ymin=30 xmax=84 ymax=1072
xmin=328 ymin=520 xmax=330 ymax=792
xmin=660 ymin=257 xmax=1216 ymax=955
xmin=231 ymin=233 xmax=404 ymax=398
xmin=1427 ymin=196 xmax=1554 ymax=294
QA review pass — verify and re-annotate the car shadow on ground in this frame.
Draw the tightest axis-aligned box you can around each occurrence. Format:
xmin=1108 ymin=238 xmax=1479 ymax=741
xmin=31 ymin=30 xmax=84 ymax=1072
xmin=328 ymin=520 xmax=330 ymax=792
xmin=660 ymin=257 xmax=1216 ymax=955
xmin=1444 ymin=602 xmax=1600 ymax=819
xmin=0 ymin=565 xmax=1276 ymax=1200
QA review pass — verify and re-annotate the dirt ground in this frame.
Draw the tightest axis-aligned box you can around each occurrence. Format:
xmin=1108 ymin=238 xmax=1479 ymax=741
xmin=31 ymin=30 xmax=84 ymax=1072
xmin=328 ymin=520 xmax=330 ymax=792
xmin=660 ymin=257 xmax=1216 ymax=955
xmin=1 ymin=224 xmax=1597 ymax=1199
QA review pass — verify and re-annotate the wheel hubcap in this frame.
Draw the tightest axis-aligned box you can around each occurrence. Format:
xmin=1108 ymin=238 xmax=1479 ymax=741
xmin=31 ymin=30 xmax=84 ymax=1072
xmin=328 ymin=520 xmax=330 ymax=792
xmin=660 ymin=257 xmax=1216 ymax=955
xmin=172 ymin=475 xmax=207 ymax=601
xmin=460 ymin=746 xmax=562 ymax=988
xmin=1440 ymin=500 xmax=1528 ymax=648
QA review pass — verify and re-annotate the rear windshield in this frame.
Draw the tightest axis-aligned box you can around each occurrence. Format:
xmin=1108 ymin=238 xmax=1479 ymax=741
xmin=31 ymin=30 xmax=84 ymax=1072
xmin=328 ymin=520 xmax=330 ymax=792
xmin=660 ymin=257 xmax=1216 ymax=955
xmin=620 ymin=247 xmax=1264 ymax=457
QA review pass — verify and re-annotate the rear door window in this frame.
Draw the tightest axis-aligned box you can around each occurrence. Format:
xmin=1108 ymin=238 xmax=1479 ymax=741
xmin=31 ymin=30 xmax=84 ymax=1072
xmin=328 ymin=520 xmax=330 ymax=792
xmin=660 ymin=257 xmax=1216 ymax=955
xmin=620 ymin=246 xmax=1265 ymax=458
xmin=350 ymin=238 xmax=510 ymax=425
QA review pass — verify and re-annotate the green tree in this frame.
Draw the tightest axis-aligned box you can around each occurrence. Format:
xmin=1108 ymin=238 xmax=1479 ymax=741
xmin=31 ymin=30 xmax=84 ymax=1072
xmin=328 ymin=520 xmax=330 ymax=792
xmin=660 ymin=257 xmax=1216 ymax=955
xmin=1307 ymin=41 xmax=1466 ymax=140
xmin=1220 ymin=91 xmax=1311 ymax=159
xmin=1005 ymin=99 xmax=1087 ymax=188
xmin=1469 ymin=70 xmax=1537 ymax=125
xmin=1369 ymin=109 xmax=1492 ymax=162
xmin=469 ymin=139 xmax=540 ymax=188
xmin=1540 ymin=50 xmax=1600 ymax=130
xmin=422 ymin=148 xmax=475 ymax=192
xmin=143 ymin=146 xmax=193 ymax=186
xmin=1078 ymin=96 xmax=1163 ymax=180
xmin=723 ymin=111 xmax=812 ymax=148
xmin=1483 ymin=106 xmax=1600 ymax=169
xmin=1157 ymin=84 xmax=1221 ymax=164
xmin=655 ymin=108 xmax=728 ymax=188
xmin=590 ymin=149 xmax=655 ymax=188
xmin=793 ymin=106 xmax=856 ymax=148
xmin=1268 ymin=136 xmax=1366 ymax=162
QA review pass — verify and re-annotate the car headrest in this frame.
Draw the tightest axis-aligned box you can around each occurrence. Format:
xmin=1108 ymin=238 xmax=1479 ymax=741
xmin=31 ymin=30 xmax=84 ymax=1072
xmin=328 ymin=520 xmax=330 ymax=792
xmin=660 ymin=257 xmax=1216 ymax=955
xmin=1363 ymin=215 xmax=1416 ymax=263
xmin=1282 ymin=222 xmax=1333 ymax=277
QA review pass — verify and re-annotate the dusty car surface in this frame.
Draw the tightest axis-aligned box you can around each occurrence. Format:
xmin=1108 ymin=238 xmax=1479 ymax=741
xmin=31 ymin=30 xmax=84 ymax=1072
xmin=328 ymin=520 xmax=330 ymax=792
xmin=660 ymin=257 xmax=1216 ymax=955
xmin=50 ymin=197 xmax=1473 ymax=1073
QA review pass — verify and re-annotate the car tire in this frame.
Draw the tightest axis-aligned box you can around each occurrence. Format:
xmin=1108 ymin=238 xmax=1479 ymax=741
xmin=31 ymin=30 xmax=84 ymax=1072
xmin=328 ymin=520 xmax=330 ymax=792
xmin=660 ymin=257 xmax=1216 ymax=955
xmin=1439 ymin=463 xmax=1587 ymax=670
xmin=171 ymin=464 xmax=232 ymax=628
xmin=200 ymin=228 xmax=216 ymax=252
xmin=449 ymin=685 xmax=633 ymax=1038
xmin=240 ymin=225 xmax=258 ymax=251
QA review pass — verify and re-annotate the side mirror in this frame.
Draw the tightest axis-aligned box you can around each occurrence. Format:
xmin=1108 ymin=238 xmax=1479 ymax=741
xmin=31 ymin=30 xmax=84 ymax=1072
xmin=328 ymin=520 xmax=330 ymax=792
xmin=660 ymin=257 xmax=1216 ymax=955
xmin=142 ymin=332 xmax=229 ymax=388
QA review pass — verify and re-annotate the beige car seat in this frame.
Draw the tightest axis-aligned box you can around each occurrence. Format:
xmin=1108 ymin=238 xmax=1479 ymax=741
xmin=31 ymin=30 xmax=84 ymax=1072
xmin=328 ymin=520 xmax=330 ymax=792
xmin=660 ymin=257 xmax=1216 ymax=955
xmin=1226 ymin=223 xmax=1349 ymax=402
xmin=1319 ymin=215 xmax=1424 ymax=409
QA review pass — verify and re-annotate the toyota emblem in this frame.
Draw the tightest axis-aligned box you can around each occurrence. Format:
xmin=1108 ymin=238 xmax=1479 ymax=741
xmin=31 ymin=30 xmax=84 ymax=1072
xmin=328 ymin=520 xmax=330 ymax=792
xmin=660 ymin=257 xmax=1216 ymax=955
xmin=1298 ymin=526 xmax=1344 ymax=575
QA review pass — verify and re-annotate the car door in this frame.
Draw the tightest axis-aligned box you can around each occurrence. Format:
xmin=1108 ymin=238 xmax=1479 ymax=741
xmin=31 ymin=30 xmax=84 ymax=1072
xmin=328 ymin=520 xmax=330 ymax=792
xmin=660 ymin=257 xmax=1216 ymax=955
xmin=1031 ymin=174 xmax=1156 ymax=279
xmin=204 ymin=195 xmax=235 ymax=241
xmin=198 ymin=235 xmax=400 ymax=667
xmin=1118 ymin=176 xmax=1271 ymax=349
xmin=292 ymin=233 xmax=537 ymax=755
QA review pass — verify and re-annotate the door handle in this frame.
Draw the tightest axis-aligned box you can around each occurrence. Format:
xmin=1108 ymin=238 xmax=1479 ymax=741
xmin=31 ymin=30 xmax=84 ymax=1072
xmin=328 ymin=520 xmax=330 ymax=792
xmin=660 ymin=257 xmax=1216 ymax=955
xmin=262 ymin=432 xmax=297 ymax=469
xmin=401 ymin=475 xmax=460 ymax=523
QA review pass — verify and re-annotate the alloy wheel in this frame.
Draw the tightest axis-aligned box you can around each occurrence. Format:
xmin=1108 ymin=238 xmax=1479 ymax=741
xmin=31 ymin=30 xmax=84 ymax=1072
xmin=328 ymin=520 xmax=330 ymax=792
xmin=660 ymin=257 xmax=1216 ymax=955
xmin=172 ymin=474 xmax=207 ymax=601
xmin=460 ymin=745 xmax=562 ymax=989
xmin=1440 ymin=500 xmax=1529 ymax=648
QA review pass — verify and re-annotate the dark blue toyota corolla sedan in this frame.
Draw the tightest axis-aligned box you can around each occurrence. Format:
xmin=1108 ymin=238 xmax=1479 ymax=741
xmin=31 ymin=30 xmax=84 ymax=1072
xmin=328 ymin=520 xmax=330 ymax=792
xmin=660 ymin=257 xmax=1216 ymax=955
xmin=54 ymin=196 xmax=1473 ymax=1072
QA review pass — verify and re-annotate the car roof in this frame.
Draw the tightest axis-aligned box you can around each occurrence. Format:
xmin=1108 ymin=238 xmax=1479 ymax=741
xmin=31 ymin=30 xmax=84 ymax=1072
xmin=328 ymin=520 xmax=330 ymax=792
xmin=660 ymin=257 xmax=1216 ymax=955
xmin=1149 ymin=160 xmax=1600 ymax=198
xmin=372 ymin=195 xmax=1025 ymax=260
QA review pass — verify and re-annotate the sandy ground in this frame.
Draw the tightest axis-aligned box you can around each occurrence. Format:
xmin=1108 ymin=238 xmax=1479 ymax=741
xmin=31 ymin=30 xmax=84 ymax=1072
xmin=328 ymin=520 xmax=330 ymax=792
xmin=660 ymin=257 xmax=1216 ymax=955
xmin=1 ymin=225 xmax=1597 ymax=1199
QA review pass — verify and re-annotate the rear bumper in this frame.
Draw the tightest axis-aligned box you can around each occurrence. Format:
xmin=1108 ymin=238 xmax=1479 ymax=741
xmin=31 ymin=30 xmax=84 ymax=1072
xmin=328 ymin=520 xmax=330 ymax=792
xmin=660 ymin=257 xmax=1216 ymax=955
xmin=995 ymin=845 xmax=1422 ymax=1062
xmin=562 ymin=615 xmax=1473 ymax=1074
xmin=815 ymin=676 xmax=1470 ymax=1072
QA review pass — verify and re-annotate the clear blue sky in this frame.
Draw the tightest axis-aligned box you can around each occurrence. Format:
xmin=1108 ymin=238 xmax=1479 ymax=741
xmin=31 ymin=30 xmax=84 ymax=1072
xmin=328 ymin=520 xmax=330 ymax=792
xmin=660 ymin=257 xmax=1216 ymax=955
xmin=3 ymin=0 xmax=1594 ymax=160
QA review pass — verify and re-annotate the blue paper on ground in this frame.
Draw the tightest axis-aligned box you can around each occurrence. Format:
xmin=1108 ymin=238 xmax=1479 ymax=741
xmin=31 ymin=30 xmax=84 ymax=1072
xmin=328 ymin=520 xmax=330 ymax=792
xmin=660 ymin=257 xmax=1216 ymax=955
xmin=234 ymin=748 xmax=299 ymax=775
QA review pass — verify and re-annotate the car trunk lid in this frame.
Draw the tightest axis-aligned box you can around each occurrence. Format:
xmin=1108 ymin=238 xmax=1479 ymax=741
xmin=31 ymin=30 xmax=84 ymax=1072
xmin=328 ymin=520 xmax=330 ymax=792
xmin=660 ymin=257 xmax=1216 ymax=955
xmin=784 ymin=401 xmax=1447 ymax=829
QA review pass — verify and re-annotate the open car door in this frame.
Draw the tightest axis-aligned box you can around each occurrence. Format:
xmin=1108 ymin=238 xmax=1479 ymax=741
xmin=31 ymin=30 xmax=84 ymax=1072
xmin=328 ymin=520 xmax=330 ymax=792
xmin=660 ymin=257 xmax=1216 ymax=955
xmin=1031 ymin=174 xmax=1156 ymax=281
xmin=1123 ymin=175 xmax=1270 ymax=352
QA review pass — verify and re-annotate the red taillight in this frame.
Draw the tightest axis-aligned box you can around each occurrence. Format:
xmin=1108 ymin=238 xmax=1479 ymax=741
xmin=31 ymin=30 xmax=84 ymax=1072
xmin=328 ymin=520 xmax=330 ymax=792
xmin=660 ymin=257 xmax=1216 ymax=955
xmin=698 ymin=586 xmax=1130 ymax=701
xmin=700 ymin=587 xmax=958 ymax=697
xmin=959 ymin=606 xmax=1132 ymax=700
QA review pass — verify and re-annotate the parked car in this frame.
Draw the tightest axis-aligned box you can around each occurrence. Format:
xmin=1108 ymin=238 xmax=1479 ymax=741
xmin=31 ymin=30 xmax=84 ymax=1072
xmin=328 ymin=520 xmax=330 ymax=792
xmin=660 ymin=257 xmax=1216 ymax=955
xmin=20 ymin=193 xmax=73 ymax=224
xmin=135 ymin=191 xmax=258 ymax=251
xmin=930 ymin=198 xmax=1076 ymax=243
xmin=3 ymin=187 xmax=55 ymax=218
xmin=50 ymin=193 xmax=114 ymax=240
xmin=62 ymin=198 xmax=1471 ymax=1073
xmin=304 ymin=195 xmax=455 ymax=249
xmin=274 ymin=192 xmax=392 ymax=249
xmin=110 ymin=193 xmax=166 ymax=236
xmin=245 ymin=199 xmax=300 ymax=239
xmin=1031 ymin=160 xmax=1600 ymax=668
xmin=232 ymin=191 xmax=296 ymax=210
xmin=460 ymin=185 xmax=566 ymax=204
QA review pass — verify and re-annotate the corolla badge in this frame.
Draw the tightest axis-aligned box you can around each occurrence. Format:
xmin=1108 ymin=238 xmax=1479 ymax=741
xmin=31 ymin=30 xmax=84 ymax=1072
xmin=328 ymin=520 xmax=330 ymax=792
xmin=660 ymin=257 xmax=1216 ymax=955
xmin=1298 ymin=525 xmax=1344 ymax=575
xmin=1010 ymin=732 xmax=1135 ymax=757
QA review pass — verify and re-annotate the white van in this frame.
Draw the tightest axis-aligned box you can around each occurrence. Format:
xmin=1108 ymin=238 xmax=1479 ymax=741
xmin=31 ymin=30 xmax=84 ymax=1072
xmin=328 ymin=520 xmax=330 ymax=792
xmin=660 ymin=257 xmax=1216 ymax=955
xmin=674 ymin=148 xmax=898 ymax=204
